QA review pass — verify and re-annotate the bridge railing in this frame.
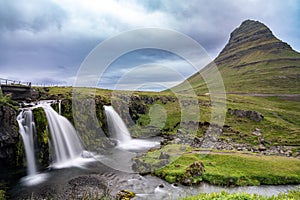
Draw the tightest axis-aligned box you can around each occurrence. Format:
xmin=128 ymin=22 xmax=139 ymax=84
xmin=0 ymin=78 xmax=31 ymax=87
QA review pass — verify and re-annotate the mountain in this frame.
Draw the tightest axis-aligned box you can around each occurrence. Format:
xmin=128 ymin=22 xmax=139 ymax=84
xmin=172 ymin=19 xmax=300 ymax=94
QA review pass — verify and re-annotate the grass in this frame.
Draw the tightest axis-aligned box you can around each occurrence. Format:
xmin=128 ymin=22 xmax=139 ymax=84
xmin=172 ymin=43 xmax=300 ymax=94
xmin=44 ymin=86 xmax=300 ymax=147
xmin=135 ymin=144 xmax=300 ymax=186
xmin=180 ymin=188 xmax=300 ymax=200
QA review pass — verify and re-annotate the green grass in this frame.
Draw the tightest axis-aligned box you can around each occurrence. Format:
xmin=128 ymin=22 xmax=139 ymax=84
xmin=172 ymin=45 xmax=300 ymax=95
xmin=180 ymin=188 xmax=300 ymax=200
xmin=135 ymin=144 xmax=300 ymax=186
xmin=44 ymin=86 xmax=300 ymax=147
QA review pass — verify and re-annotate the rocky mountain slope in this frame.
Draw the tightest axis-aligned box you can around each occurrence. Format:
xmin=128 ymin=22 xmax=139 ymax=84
xmin=173 ymin=19 xmax=300 ymax=94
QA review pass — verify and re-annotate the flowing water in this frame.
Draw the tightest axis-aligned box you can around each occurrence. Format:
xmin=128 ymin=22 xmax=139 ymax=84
xmin=17 ymin=110 xmax=37 ymax=176
xmin=16 ymin=101 xmax=93 ymax=186
xmin=40 ymin=104 xmax=85 ymax=168
xmin=14 ymin=103 xmax=299 ymax=198
xmin=104 ymin=105 xmax=160 ymax=151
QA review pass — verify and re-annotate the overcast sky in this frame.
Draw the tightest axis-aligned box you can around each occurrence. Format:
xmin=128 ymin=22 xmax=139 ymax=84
xmin=0 ymin=0 xmax=299 ymax=91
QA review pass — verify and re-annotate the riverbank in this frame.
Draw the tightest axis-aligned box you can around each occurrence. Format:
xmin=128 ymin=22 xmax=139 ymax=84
xmin=180 ymin=188 xmax=300 ymax=200
xmin=133 ymin=144 xmax=300 ymax=186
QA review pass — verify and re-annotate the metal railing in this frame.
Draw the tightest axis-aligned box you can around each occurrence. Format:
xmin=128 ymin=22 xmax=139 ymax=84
xmin=0 ymin=78 xmax=31 ymax=87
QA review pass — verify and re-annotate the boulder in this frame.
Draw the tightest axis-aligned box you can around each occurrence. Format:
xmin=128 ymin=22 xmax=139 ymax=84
xmin=228 ymin=108 xmax=264 ymax=122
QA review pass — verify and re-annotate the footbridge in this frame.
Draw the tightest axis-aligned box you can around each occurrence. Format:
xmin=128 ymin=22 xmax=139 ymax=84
xmin=0 ymin=78 xmax=38 ymax=100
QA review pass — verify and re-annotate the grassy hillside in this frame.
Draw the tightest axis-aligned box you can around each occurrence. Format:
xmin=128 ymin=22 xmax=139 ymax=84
xmin=172 ymin=20 xmax=300 ymax=94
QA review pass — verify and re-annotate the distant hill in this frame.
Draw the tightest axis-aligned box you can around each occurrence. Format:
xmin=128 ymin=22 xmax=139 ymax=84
xmin=172 ymin=19 xmax=300 ymax=94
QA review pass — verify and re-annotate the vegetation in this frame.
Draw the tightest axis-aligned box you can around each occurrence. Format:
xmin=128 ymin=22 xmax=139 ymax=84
xmin=0 ymin=190 xmax=5 ymax=200
xmin=0 ymin=91 xmax=18 ymax=110
xmin=134 ymin=144 xmax=300 ymax=186
xmin=180 ymin=188 xmax=300 ymax=200
xmin=32 ymin=108 xmax=49 ymax=168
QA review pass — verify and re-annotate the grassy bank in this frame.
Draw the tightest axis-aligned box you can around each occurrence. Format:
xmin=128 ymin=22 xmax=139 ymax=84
xmin=180 ymin=188 xmax=300 ymax=200
xmin=134 ymin=144 xmax=300 ymax=186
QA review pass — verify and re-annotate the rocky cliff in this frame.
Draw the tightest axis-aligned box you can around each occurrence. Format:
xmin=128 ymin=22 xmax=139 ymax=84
xmin=0 ymin=106 xmax=20 ymax=169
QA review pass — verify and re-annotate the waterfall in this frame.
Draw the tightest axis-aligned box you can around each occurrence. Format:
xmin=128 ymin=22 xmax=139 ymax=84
xmin=41 ymin=104 xmax=84 ymax=165
xmin=17 ymin=110 xmax=37 ymax=176
xmin=104 ymin=106 xmax=132 ymax=143
xmin=104 ymin=106 xmax=159 ymax=150
xmin=58 ymin=100 xmax=62 ymax=115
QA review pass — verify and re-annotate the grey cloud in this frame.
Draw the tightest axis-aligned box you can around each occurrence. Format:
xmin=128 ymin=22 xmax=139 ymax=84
xmin=0 ymin=0 xmax=66 ymax=32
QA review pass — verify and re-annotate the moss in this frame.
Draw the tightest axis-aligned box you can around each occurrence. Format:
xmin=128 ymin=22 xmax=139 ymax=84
xmin=0 ymin=190 xmax=6 ymax=200
xmin=14 ymin=131 xmax=25 ymax=168
xmin=135 ymin=144 xmax=300 ymax=186
xmin=32 ymin=107 xmax=49 ymax=168
xmin=180 ymin=188 xmax=300 ymax=200
xmin=116 ymin=190 xmax=135 ymax=200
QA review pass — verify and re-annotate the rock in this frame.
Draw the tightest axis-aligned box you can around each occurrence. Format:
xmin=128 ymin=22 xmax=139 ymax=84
xmin=174 ymin=138 xmax=181 ymax=144
xmin=228 ymin=108 xmax=264 ymax=122
xmin=180 ymin=161 xmax=205 ymax=185
xmin=252 ymin=131 xmax=261 ymax=136
xmin=159 ymin=151 xmax=170 ymax=159
xmin=153 ymin=159 xmax=169 ymax=169
xmin=116 ymin=190 xmax=135 ymax=200
xmin=185 ymin=161 xmax=205 ymax=177
xmin=160 ymin=96 xmax=168 ymax=104
xmin=0 ymin=105 xmax=19 ymax=168
xmin=258 ymin=144 xmax=266 ymax=151
xmin=246 ymin=110 xmax=264 ymax=122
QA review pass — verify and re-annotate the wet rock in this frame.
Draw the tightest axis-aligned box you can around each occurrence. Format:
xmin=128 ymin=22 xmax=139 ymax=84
xmin=116 ymin=189 xmax=135 ymax=200
xmin=159 ymin=151 xmax=170 ymax=159
xmin=0 ymin=105 xmax=19 ymax=168
xmin=153 ymin=159 xmax=169 ymax=169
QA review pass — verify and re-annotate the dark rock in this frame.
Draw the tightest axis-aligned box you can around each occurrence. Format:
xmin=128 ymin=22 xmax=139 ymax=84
xmin=0 ymin=106 xmax=19 ymax=168
xmin=185 ymin=161 xmax=205 ymax=177
xmin=153 ymin=159 xmax=169 ymax=169
xmin=228 ymin=108 xmax=264 ymax=122
xmin=159 ymin=151 xmax=170 ymax=159
xmin=258 ymin=144 xmax=267 ymax=151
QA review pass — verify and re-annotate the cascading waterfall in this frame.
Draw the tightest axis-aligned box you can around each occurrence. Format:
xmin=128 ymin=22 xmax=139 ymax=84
xmin=104 ymin=105 xmax=132 ymax=143
xmin=17 ymin=101 xmax=93 ymax=185
xmin=40 ymin=104 xmax=84 ymax=166
xmin=104 ymin=106 xmax=159 ymax=150
xmin=17 ymin=110 xmax=37 ymax=176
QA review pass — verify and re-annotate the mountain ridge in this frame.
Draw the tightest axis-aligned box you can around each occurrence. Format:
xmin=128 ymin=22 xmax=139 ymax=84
xmin=172 ymin=19 xmax=300 ymax=94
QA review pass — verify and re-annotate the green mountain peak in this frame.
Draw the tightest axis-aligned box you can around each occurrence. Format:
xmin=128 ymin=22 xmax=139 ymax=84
xmin=172 ymin=19 xmax=300 ymax=94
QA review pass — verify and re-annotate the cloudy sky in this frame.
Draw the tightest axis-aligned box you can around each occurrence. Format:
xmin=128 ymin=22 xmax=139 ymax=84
xmin=0 ymin=0 xmax=299 ymax=91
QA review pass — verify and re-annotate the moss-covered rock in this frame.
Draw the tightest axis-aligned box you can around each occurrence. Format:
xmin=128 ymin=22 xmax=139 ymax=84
xmin=32 ymin=107 xmax=49 ymax=168
xmin=180 ymin=161 xmax=205 ymax=185
xmin=116 ymin=190 xmax=135 ymax=200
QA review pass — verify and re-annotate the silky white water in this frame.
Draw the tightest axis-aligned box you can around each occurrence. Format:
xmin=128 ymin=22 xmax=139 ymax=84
xmin=17 ymin=110 xmax=37 ymax=176
xmin=17 ymin=101 xmax=94 ymax=186
xmin=104 ymin=106 xmax=159 ymax=150
xmin=40 ymin=104 xmax=84 ymax=167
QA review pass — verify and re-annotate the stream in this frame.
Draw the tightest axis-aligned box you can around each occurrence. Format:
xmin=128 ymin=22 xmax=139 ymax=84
xmin=10 ymin=146 xmax=300 ymax=200
xmin=11 ymin=103 xmax=299 ymax=199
